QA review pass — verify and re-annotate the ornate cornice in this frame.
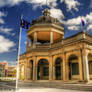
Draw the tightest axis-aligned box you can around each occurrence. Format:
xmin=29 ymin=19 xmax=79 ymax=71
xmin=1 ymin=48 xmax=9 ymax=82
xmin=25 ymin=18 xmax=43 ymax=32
xmin=20 ymin=32 xmax=92 ymax=59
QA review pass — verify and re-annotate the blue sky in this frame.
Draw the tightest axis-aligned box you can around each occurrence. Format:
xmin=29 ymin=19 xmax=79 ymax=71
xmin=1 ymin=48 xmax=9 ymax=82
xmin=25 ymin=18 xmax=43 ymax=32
xmin=0 ymin=0 xmax=92 ymax=65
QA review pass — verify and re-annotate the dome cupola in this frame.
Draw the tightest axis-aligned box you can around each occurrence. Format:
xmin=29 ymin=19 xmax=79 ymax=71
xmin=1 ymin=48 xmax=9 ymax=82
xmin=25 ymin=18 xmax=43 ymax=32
xmin=31 ymin=9 xmax=62 ymax=26
xmin=26 ymin=9 xmax=65 ymax=49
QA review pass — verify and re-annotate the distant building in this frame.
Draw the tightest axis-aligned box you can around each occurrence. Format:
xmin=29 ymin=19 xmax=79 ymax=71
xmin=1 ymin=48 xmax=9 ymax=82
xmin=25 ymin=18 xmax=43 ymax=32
xmin=8 ymin=66 xmax=16 ymax=77
xmin=0 ymin=64 xmax=5 ymax=77
xmin=0 ymin=62 xmax=8 ymax=77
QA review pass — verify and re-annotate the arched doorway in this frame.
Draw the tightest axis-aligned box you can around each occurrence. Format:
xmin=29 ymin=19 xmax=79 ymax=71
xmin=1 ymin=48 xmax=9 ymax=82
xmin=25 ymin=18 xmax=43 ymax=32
xmin=37 ymin=59 xmax=49 ymax=80
xmin=20 ymin=65 xmax=24 ymax=80
xmin=68 ymin=55 xmax=79 ymax=80
xmin=55 ymin=57 xmax=63 ymax=80
xmin=88 ymin=54 xmax=92 ymax=80
xmin=30 ymin=60 xmax=33 ymax=80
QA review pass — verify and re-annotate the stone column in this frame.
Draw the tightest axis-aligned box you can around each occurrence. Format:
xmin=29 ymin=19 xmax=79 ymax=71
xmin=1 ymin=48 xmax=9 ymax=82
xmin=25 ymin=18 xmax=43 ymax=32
xmin=49 ymin=56 xmax=53 ymax=80
xmin=78 ymin=51 xmax=83 ymax=81
xmin=35 ymin=66 xmax=37 ymax=80
xmin=82 ymin=49 xmax=90 ymax=82
xmin=24 ymin=64 xmax=27 ymax=80
xmin=63 ymin=52 xmax=69 ymax=81
xmin=50 ymin=32 xmax=53 ymax=44
xmin=33 ymin=32 xmax=37 ymax=48
xmin=65 ymin=60 xmax=69 ymax=81
xmin=63 ymin=53 xmax=66 ymax=81
xmin=33 ymin=57 xmax=37 ymax=81
xmin=53 ymin=65 xmax=55 ymax=80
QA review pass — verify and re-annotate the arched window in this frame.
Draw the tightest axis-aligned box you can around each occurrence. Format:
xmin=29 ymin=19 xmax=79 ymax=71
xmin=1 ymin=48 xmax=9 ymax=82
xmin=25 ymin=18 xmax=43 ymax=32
xmin=55 ymin=57 xmax=63 ymax=80
xmin=37 ymin=59 xmax=49 ymax=80
xmin=68 ymin=55 xmax=79 ymax=80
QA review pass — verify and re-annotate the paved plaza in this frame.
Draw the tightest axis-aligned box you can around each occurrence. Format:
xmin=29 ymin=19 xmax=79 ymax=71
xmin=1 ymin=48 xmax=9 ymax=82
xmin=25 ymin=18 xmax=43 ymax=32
xmin=0 ymin=88 xmax=89 ymax=92
xmin=0 ymin=81 xmax=16 ymax=91
xmin=18 ymin=81 xmax=92 ymax=91
xmin=17 ymin=88 xmax=87 ymax=92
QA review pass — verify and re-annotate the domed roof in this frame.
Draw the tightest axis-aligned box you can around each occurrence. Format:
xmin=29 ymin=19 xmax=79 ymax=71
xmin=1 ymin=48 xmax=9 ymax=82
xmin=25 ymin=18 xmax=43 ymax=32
xmin=31 ymin=9 xmax=62 ymax=26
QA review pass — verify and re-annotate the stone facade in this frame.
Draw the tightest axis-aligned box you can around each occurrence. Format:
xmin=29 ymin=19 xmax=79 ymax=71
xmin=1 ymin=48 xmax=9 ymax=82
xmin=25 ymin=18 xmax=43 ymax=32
xmin=19 ymin=9 xmax=92 ymax=82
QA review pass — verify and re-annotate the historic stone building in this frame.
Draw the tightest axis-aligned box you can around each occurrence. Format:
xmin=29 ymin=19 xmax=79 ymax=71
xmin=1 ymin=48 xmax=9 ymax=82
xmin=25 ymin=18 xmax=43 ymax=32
xmin=19 ymin=9 xmax=92 ymax=82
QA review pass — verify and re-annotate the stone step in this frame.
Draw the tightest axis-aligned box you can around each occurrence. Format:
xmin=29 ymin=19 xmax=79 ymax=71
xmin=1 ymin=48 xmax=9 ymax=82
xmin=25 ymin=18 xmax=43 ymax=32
xmin=18 ymin=81 xmax=92 ymax=91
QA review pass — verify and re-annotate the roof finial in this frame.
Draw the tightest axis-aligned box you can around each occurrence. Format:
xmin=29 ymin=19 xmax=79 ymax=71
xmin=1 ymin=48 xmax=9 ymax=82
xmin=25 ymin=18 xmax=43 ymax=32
xmin=43 ymin=9 xmax=50 ymax=16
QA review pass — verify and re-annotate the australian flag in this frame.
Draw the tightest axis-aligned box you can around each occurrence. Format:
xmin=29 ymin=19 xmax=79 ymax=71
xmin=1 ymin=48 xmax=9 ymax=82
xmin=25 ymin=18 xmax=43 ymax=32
xmin=81 ymin=19 xmax=85 ymax=27
xmin=21 ymin=19 xmax=30 ymax=29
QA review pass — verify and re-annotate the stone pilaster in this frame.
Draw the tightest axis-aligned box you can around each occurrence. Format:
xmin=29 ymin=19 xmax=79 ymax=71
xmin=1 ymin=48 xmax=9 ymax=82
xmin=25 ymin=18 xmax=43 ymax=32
xmin=78 ymin=50 xmax=83 ymax=81
xmin=53 ymin=65 xmax=55 ymax=80
xmin=24 ymin=64 xmax=27 ymax=80
xmin=63 ymin=53 xmax=66 ymax=81
xmin=66 ymin=61 xmax=69 ymax=81
xmin=19 ymin=64 xmax=21 ymax=80
xmin=49 ymin=56 xmax=53 ymax=80
xmin=33 ymin=57 xmax=37 ymax=81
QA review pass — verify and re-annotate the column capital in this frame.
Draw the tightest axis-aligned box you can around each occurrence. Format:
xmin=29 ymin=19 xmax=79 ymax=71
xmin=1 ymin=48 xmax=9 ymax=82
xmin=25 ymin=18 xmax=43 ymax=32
xmin=82 ymin=49 xmax=88 ymax=56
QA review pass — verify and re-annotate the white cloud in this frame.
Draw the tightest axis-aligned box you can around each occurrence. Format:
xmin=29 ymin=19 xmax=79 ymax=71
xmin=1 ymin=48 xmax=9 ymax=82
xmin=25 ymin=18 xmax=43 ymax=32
xmin=61 ymin=0 xmax=80 ymax=11
xmin=49 ymin=8 xmax=64 ymax=21
xmin=87 ymin=24 xmax=92 ymax=30
xmin=8 ymin=61 xmax=17 ymax=66
xmin=64 ymin=12 xmax=92 ymax=31
xmin=0 ymin=0 xmax=57 ymax=8
xmin=0 ymin=27 xmax=12 ymax=34
xmin=1 ymin=61 xmax=17 ymax=66
xmin=0 ymin=11 xmax=6 ymax=17
xmin=0 ymin=35 xmax=15 ymax=53
xmin=0 ymin=0 xmax=81 ymax=12
xmin=68 ymin=25 xmax=80 ymax=30
xmin=0 ymin=18 xmax=5 ymax=24
xmin=24 ymin=41 xmax=27 ymax=45
xmin=26 ymin=0 xmax=57 ymax=9
xmin=0 ymin=11 xmax=7 ymax=24
xmin=0 ymin=0 xmax=23 ymax=7
xmin=64 ymin=16 xmax=82 ymax=26
xmin=0 ymin=11 xmax=14 ymax=36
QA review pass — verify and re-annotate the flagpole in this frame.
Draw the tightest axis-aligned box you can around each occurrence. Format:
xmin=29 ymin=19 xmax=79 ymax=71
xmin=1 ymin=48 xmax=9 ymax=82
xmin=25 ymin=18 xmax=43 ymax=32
xmin=16 ymin=14 xmax=23 ymax=92
xmin=46 ymin=0 xmax=48 ymax=8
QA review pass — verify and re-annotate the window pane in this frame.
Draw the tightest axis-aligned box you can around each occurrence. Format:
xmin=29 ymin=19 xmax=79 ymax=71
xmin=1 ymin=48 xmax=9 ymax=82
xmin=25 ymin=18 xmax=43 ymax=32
xmin=56 ymin=66 xmax=61 ymax=76
xmin=89 ymin=61 xmax=92 ymax=74
xmin=72 ymin=63 xmax=79 ymax=75
xmin=43 ymin=67 xmax=49 ymax=76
